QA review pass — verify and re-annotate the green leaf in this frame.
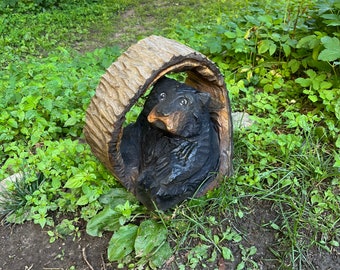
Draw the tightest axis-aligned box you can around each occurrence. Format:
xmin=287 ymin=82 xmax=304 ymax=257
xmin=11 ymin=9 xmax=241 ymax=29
xmin=222 ymin=246 xmax=234 ymax=261
xmin=318 ymin=36 xmax=340 ymax=61
xmin=134 ymin=220 xmax=168 ymax=258
xmin=335 ymin=137 xmax=340 ymax=148
xmin=296 ymin=35 xmax=319 ymax=49
xmin=20 ymin=96 xmax=42 ymax=111
xmin=206 ymin=36 xmax=222 ymax=54
xmin=308 ymin=95 xmax=318 ymax=102
xmin=64 ymin=116 xmax=78 ymax=127
xmin=107 ymin=224 xmax=138 ymax=261
xmin=248 ymin=246 xmax=257 ymax=256
xmin=258 ymin=39 xmax=271 ymax=54
xmin=149 ymin=242 xmax=173 ymax=268
xmin=64 ymin=172 xmax=87 ymax=188
xmin=86 ymin=206 xmax=120 ymax=237
xmin=282 ymin=44 xmax=291 ymax=57
xmin=295 ymin=77 xmax=311 ymax=87
xmin=30 ymin=130 xmax=41 ymax=145
xmin=224 ymin=31 xmax=236 ymax=38
xmin=8 ymin=118 xmax=18 ymax=128
xmin=237 ymin=261 xmax=245 ymax=270
xmin=269 ymin=43 xmax=277 ymax=56
xmin=41 ymin=98 xmax=53 ymax=112
xmin=321 ymin=13 xmax=340 ymax=26
xmin=76 ymin=195 xmax=89 ymax=206
xmin=288 ymin=59 xmax=300 ymax=73
xmin=99 ymin=188 xmax=138 ymax=208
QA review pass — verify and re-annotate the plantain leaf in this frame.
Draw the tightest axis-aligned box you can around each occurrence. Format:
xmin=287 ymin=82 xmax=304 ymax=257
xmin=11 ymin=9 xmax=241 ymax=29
xmin=134 ymin=220 xmax=168 ymax=258
xmin=107 ymin=224 xmax=138 ymax=261
xmin=86 ymin=206 xmax=120 ymax=236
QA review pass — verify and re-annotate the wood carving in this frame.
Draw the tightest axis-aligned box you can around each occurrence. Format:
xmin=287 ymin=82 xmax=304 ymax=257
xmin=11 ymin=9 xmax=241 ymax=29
xmin=84 ymin=35 xmax=233 ymax=210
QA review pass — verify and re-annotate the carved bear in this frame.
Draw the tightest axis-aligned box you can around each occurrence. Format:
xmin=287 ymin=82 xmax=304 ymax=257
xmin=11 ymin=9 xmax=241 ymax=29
xmin=120 ymin=77 xmax=220 ymax=210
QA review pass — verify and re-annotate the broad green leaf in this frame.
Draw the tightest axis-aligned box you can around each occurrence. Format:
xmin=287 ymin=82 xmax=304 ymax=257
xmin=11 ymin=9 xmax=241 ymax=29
xmin=99 ymin=188 xmax=138 ymax=208
xmin=76 ymin=195 xmax=89 ymax=206
xmin=320 ymin=89 xmax=335 ymax=101
xmin=282 ymin=44 xmax=291 ymax=57
xmin=320 ymin=14 xmax=340 ymax=26
xmin=149 ymin=242 xmax=173 ymax=268
xmin=224 ymin=31 xmax=236 ymax=38
xmin=206 ymin=36 xmax=222 ymax=54
xmin=305 ymin=69 xmax=317 ymax=78
xmin=41 ymin=98 xmax=53 ymax=112
xmin=30 ymin=130 xmax=41 ymax=145
xmin=295 ymin=77 xmax=311 ymax=87
xmin=258 ymin=39 xmax=271 ymax=54
xmin=8 ymin=118 xmax=18 ymax=128
xmin=269 ymin=43 xmax=277 ymax=56
xmin=134 ymin=220 xmax=168 ymax=258
xmin=296 ymin=35 xmax=319 ymax=49
xmin=20 ymin=96 xmax=42 ymax=111
xmin=288 ymin=59 xmax=300 ymax=73
xmin=318 ymin=49 xmax=340 ymax=61
xmin=308 ymin=95 xmax=318 ymax=103
xmin=107 ymin=224 xmax=138 ymax=261
xmin=86 ymin=206 xmax=119 ymax=237
xmin=64 ymin=172 xmax=87 ymax=188
xmin=64 ymin=116 xmax=78 ymax=127
xmin=318 ymin=36 xmax=340 ymax=61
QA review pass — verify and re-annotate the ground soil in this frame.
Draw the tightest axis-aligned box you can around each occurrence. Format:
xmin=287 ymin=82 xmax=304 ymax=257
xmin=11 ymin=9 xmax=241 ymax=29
xmin=1 ymin=198 xmax=339 ymax=270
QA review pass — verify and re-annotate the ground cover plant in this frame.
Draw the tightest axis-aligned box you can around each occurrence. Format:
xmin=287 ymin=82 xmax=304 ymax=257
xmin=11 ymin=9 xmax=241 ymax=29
xmin=0 ymin=0 xmax=339 ymax=269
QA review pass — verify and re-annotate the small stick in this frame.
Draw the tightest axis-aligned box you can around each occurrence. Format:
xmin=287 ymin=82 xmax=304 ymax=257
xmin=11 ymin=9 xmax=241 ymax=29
xmin=101 ymin=253 xmax=107 ymax=270
xmin=82 ymin=247 xmax=94 ymax=270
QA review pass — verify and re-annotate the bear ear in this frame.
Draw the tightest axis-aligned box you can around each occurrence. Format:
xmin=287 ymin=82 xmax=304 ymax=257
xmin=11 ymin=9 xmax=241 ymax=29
xmin=198 ymin=92 xmax=211 ymax=106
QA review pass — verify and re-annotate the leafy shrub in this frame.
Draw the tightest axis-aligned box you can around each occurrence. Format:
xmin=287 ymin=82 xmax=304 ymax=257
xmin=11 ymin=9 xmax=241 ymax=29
xmin=170 ymin=0 xmax=340 ymax=145
xmin=0 ymin=0 xmax=132 ymax=66
xmin=0 ymin=46 xmax=121 ymax=166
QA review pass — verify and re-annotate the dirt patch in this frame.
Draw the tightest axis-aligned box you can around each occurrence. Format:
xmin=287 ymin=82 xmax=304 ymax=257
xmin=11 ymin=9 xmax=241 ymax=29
xmin=1 ymin=199 xmax=338 ymax=270
xmin=0 ymin=221 xmax=112 ymax=270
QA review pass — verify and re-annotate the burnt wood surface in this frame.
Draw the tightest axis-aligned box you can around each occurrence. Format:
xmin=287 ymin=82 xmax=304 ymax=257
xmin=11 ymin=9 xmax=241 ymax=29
xmin=119 ymin=77 xmax=220 ymax=210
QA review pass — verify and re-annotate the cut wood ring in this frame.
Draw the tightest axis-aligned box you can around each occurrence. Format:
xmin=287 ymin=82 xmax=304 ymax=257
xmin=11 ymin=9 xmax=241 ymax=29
xmin=84 ymin=35 xmax=233 ymax=196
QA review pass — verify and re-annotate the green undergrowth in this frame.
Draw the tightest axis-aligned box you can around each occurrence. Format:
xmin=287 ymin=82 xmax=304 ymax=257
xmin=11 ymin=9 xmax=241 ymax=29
xmin=0 ymin=0 xmax=133 ymax=66
xmin=1 ymin=0 xmax=339 ymax=269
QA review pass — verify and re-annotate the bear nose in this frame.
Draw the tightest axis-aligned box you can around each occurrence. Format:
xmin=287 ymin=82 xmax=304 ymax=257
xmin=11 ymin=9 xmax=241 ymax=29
xmin=147 ymin=107 xmax=168 ymax=123
xmin=151 ymin=106 xmax=170 ymax=117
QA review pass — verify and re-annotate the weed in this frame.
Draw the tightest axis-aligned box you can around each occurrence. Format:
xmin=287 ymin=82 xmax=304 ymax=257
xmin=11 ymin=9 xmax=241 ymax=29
xmin=0 ymin=171 xmax=45 ymax=222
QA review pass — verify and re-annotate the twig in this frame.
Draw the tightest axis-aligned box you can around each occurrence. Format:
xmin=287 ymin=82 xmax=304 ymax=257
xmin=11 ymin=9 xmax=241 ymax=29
xmin=101 ymin=253 xmax=107 ymax=270
xmin=82 ymin=247 xmax=94 ymax=270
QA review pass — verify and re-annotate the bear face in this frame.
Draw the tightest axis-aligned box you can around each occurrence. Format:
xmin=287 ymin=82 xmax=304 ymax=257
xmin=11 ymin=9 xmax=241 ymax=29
xmin=144 ymin=77 xmax=211 ymax=137
xmin=147 ymin=89 xmax=211 ymax=137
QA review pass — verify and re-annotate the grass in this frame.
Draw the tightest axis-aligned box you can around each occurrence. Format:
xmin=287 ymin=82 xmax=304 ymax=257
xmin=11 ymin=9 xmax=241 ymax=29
xmin=1 ymin=0 xmax=339 ymax=269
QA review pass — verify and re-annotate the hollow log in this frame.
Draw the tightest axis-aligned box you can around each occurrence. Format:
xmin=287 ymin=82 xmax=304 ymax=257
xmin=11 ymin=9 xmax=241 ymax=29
xmin=84 ymin=35 xmax=233 ymax=199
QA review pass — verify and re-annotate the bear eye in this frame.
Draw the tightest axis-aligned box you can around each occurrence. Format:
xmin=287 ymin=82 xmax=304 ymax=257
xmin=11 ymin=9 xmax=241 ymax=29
xmin=159 ymin=92 xmax=166 ymax=100
xmin=179 ymin=97 xmax=188 ymax=106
